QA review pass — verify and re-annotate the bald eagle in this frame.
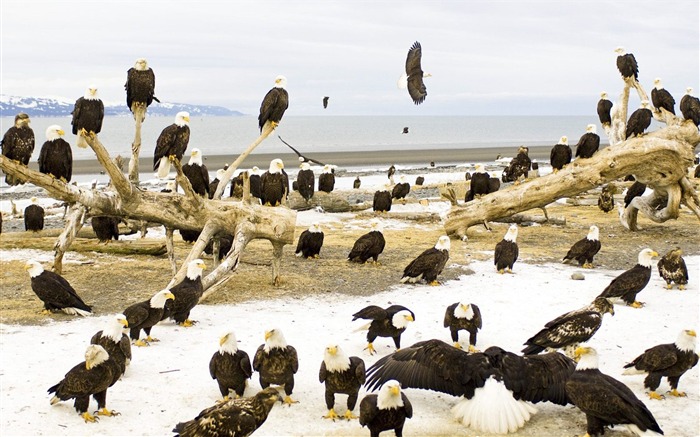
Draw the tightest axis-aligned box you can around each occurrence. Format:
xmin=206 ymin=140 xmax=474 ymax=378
xmin=278 ymin=136 xmax=326 ymax=166
xmin=123 ymin=289 xmax=175 ymax=347
xmin=208 ymin=168 xmax=226 ymax=200
xmin=259 ymin=75 xmax=288 ymax=132
xmin=204 ymin=233 xmax=234 ymax=261
xmin=415 ymin=176 xmax=424 ymax=186
xmin=444 ymin=302 xmax=482 ymax=352
xmin=25 ymin=260 xmax=91 ymax=316
xmin=348 ymin=222 xmax=385 ymax=264
xmin=261 ymin=159 xmax=288 ymax=206
xmin=373 ymin=184 xmax=392 ymax=213
xmin=295 ymin=222 xmax=324 ymax=259
xmin=391 ymin=176 xmax=410 ymax=200
xmin=626 ymin=101 xmax=653 ymax=139
xmin=623 ymin=329 xmax=698 ymax=400
xmin=352 ymin=304 xmax=414 ymax=355
xmin=597 ymin=92 xmax=614 ymax=127
xmin=651 ymin=78 xmax=675 ymax=115
xmin=323 ymin=96 xmax=329 ymax=109
xmin=71 ymin=86 xmax=104 ymax=149
xmin=248 ymin=166 xmax=263 ymax=200
xmin=359 ymin=380 xmax=413 ymax=436
xmin=318 ymin=164 xmax=335 ymax=193
xmin=465 ymin=164 xmax=490 ymax=202
xmin=153 ymin=112 xmax=190 ymax=178
xmin=210 ymin=331 xmax=252 ymax=400
xmin=568 ymin=347 xmax=663 ymax=436
xmin=615 ymin=47 xmax=639 ymax=81
xmin=387 ymin=165 xmax=396 ymax=180
xmin=657 ymin=247 xmax=689 ymax=290
xmin=400 ymin=235 xmax=450 ymax=286
xmin=597 ymin=248 xmax=658 ymax=308
xmin=320 ymin=344 xmax=366 ymax=420
xmin=125 ymin=58 xmax=158 ymax=120
xmin=494 ymin=224 xmax=519 ymax=274
xmin=48 ymin=345 xmax=115 ymax=423
xmin=574 ymin=124 xmax=600 ymax=159
xmin=624 ymin=181 xmax=647 ymax=207
xmin=38 ymin=125 xmax=72 ymax=182
xmin=680 ymin=87 xmax=700 ymax=127
xmin=91 ymin=216 xmax=120 ymax=243
xmin=501 ymin=146 xmax=531 ymax=183
xmin=90 ymin=314 xmax=131 ymax=385
xmin=563 ymin=225 xmax=601 ymax=268
xmin=365 ymin=340 xmax=575 ymax=434
xmin=162 ymin=259 xmax=206 ymax=326
xmin=550 ymin=136 xmax=571 ymax=172
xmin=399 ymin=41 xmax=429 ymax=105
xmin=182 ymin=148 xmax=210 ymax=197
xmin=296 ymin=162 xmax=315 ymax=201
xmin=253 ymin=328 xmax=299 ymax=405
xmin=522 ymin=297 xmax=614 ymax=357
xmin=353 ymin=176 xmax=361 ymax=189
xmin=24 ymin=198 xmax=44 ymax=232
xmin=173 ymin=387 xmax=281 ymax=437
xmin=179 ymin=228 xmax=201 ymax=244
xmin=1 ymin=113 xmax=34 ymax=185
xmin=598 ymin=185 xmax=615 ymax=213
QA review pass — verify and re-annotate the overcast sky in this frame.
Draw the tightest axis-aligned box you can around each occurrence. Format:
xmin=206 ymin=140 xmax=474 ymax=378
xmin=2 ymin=1 xmax=698 ymax=116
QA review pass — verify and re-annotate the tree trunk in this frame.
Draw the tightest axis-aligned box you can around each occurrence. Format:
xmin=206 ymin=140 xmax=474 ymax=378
xmin=128 ymin=104 xmax=146 ymax=184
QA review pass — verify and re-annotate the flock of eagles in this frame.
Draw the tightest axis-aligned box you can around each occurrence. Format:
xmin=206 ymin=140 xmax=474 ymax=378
xmin=1 ymin=43 xmax=700 ymax=437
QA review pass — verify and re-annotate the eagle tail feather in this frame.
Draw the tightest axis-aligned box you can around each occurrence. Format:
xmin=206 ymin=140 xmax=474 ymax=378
xmin=622 ymin=366 xmax=644 ymax=375
xmin=63 ymin=307 xmax=92 ymax=317
xmin=157 ymin=158 xmax=171 ymax=178
xmin=397 ymin=74 xmax=408 ymax=90
xmin=352 ymin=321 xmax=372 ymax=333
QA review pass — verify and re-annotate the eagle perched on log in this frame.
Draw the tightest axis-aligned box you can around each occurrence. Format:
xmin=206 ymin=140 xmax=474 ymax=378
xmin=1 ymin=112 xmax=34 ymax=185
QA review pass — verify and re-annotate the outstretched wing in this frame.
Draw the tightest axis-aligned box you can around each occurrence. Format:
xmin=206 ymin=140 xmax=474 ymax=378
xmin=405 ymin=41 xmax=426 ymax=105
xmin=352 ymin=305 xmax=389 ymax=321
xmin=278 ymin=136 xmax=325 ymax=166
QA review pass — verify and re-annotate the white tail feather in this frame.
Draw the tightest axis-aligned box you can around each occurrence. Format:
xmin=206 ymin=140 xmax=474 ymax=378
xmin=50 ymin=395 xmax=60 ymax=405
xmin=157 ymin=157 xmax=171 ymax=179
xmin=62 ymin=307 xmax=91 ymax=317
xmin=624 ymin=424 xmax=664 ymax=436
xmin=353 ymin=321 xmax=372 ymax=333
xmin=76 ymin=134 xmax=89 ymax=149
xmin=622 ymin=367 xmax=645 ymax=375
xmin=397 ymin=73 xmax=408 ymax=89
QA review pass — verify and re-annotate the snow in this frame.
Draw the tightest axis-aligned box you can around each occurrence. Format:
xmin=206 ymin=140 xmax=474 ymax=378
xmin=1 ymin=253 xmax=697 ymax=436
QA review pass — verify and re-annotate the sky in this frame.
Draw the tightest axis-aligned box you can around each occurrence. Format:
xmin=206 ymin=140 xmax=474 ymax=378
xmin=1 ymin=0 xmax=699 ymax=116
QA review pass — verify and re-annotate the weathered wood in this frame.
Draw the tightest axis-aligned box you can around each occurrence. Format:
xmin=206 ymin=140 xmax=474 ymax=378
xmin=2 ymin=224 xmax=137 ymax=239
xmin=165 ymin=227 xmax=177 ymax=274
xmin=496 ymin=213 xmax=565 ymax=226
xmin=1 ymin=235 xmax=167 ymax=256
xmin=287 ymin=190 xmax=368 ymax=212
xmin=128 ymin=104 xmax=146 ymax=184
xmin=53 ymin=204 xmax=86 ymax=274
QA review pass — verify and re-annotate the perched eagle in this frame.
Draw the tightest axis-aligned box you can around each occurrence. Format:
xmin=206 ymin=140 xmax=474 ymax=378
xmin=680 ymin=87 xmax=700 ymax=127
xmin=91 ymin=216 xmax=120 ymax=243
xmin=249 ymin=166 xmax=263 ymax=200
xmin=318 ymin=164 xmax=335 ymax=193
xmin=574 ymin=124 xmax=600 ymax=159
xmin=522 ymin=297 xmax=615 ymax=357
xmin=182 ymin=148 xmax=210 ymax=197
xmin=597 ymin=91 xmax=614 ymax=127
xmin=443 ymin=302 xmax=482 ymax=352
xmin=353 ymin=176 xmax=361 ymax=189
xmin=651 ymin=78 xmax=675 ymax=115
xmin=261 ymin=159 xmax=289 ymax=206
xmin=48 ymin=344 xmax=115 ymax=423
xmin=597 ymin=248 xmax=658 ymax=308
xmin=153 ymin=111 xmax=190 ymax=178
xmin=615 ymin=46 xmax=639 ymax=81
xmin=209 ymin=331 xmax=253 ymax=400
xmin=400 ymin=235 xmax=450 ymax=285
xmin=365 ymin=340 xmax=575 ymax=434
xmin=465 ymin=164 xmax=490 ymax=202
xmin=24 ymin=197 xmax=44 ymax=232
xmin=258 ymin=75 xmax=289 ymax=132
xmin=296 ymin=162 xmax=315 ymax=201
xmin=323 ymin=96 xmax=329 ymax=109
xmin=623 ymin=329 xmax=698 ymax=400
xmin=567 ymin=347 xmax=663 ymax=437
xmin=71 ymin=85 xmax=104 ymax=148
xmin=295 ymin=222 xmax=324 ymax=259
xmin=123 ymin=289 xmax=175 ymax=347
xmin=1 ymin=112 xmax=34 ymax=185
xmin=373 ymin=183 xmax=393 ymax=213
xmin=359 ymin=380 xmax=413 ymax=436
xmin=25 ymin=260 xmax=91 ymax=316
xmin=494 ymin=224 xmax=519 ymax=274
xmin=387 ymin=165 xmax=396 ymax=180
xmin=348 ymin=221 xmax=386 ymax=264
xmin=173 ymin=387 xmax=281 ymax=437
xmin=625 ymin=100 xmax=653 ymax=139
xmin=598 ymin=184 xmax=615 ymax=213
xmin=501 ymin=146 xmax=531 ymax=184
xmin=398 ymin=41 xmax=430 ymax=105
xmin=624 ymin=181 xmax=647 ymax=207
xmin=125 ymin=57 xmax=157 ymax=120
xmin=252 ymin=328 xmax=299 ymax=405
xmin=550 ymin=136 xmax=572 ymax=173
xmin=320 ymin=344 xmax=366 ymax=420
xmin=229 ymin=172 xmax=244 ymax=199
xmin=563 ymin=225 xmax=601 ymax=268
xmin=162 ymin=259 xmax=206 ymax=326
xmin=657 ymin=247 xmax=689 ymax=290
xmin=352 ymin=304 xmax=414 ymax=355
xmin=90 ymin=314 xmax=131 ymax=385
xmin=204 ymin=232 xmax=234 ymax=261
xmin=38 ymin=125 xmax=72 ymax=182
xmin=179 ymin=228 xmax=201 ymax=243
xmin=391 ymin=175 xmax=410 ymax=200
xmin=208 ymin=168 xmax=226 ymax=200
xmin=414 ymin=176 xmax=424 ymax=186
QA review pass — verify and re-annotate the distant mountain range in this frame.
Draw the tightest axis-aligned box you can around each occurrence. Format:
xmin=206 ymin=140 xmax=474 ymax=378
xmin=0 ymin=95 xmax=245 ymax=117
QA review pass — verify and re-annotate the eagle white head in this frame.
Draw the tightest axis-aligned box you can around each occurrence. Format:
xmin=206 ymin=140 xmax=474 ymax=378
xmin=300 ymin=162 xmax=311 ymax=171
xmin=251 ymin=166 xmax=260 ymax=175
xmin=675 ymin=329 xmax=697 ymax=352
xmin=30 ymin=197 xmax=38 ymax=204
xmin=370 ymin=220 xmax=384 ymax=234
xmin=637 ymin=248 xmax=658 ymax=267
xmin=309 ymin=222 xmax=322 ymax=234
xmin=188 ymin=148 xmax=203 ymax=166
xmin=587 ymin=225 xmax=599 ymax=241
xmin=134 ymin=58 xmax=148 ymax=70
xmin=586 ymin=124 xmax=597 ymax=134
xmin=84 ymin=85 xmax=99 ymax=100
xmin=175 ymin=111 xmax=190 ymax=127
xmin=391 ymin=310 xmax=414 ymax=329
xmin=104 ymin=314 xmax=129 ymax=341
xmin=164 ymin=181 xmax=177 ymax=193
xmin=323 ymin=344 xmax=350 ymax=372
xmin=686 ymin=87 xmax=695 ymax=96
xmin=269 ymin=158 xmax=284 ymax=174
xmin=24 ymin=260 xmax=44 ymax=278
xmin=504 ymin=224 xmax=518 ymax=242
xmin=84 ymin=344 xmax=110 ymax=370
xmin=45 ymin=125 xmax=65 ymax=141
xmin=600 ymin=91 xmax=609 ymax=100
xmin=186 ymin=259 xmax=206 ymax=280
xmin=264 ymin=328 xmax=287 ymax=352
xmin=215 ymin=168 xmax=226 ymax=180
xmin=559 ymin=136 xmax=568 ymax=145
xmin=219 ymin=331 xmax=239 ymax=354
xmin=574 ymin=346 xmax=599 ymax=370
xmin=274 ymin=75 xmax=287 ymax=89
xmin=454 ymin=302 xmax=475 ymax=319
xmin=435 ymin=235 xmax=450 ymax=251
xmin=475 ymin=163 xmax=486 ymax=174
xmin=640 ymin=100 xmax=650 ymax=109
xmin=377 ymin=380 xmax=404 ymax=410
xmin=150 ymin=289 xmax=175 ymax=309
xmin=614 ymin=46 xmax=626 ymax=55
xmin=322 ymin=164 xmax=333 ymax=174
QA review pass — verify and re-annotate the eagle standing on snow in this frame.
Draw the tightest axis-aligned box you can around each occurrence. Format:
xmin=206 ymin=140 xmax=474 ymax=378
xmin=494 ymin=224 xmax=519 ymax=274
xmin=123 ymin=289 xmax=175 ymax=347
xmin=253 ymin=328 xmax=299 ymax=405
xmin=320 ymin=344 xmax=366 ymax=420
xmin=391 ymin=175 xmax=410 ymax=200
xmin=89 ymin=314 xmax=131 ymax=386
xmin=71 ymin=85 xmax=104 ymax=148
xmin=657 ymin=247 xmax=689 ymax=290
xmin=125 ymin=58 xmax=158 ymax=121
xmin=400 ymin=235 xmax=450 ymax=285
xmin=24 ymin=197 xmax=44 ymax=232
xmin=258 ymin=75 xmax=288 ymax=132
xmin=209 ymin=331 xmax=253 ymax=400
xmin=1 ymin=112 xmax=34 ymax=185
xmin=295 ymin=222 xmax=324 ymax=259
xmin=373 ymin=183 xmax=393 ymax=213
xmin=25 ymin=260 xmax=91 ymax=316
xmin=352 ymin=305 xmax=414 ymax=355
xmin=626 ymin=101 xmax=653 ymax=139
xmin=597 ymin=248 xmax=658 ymax=308
xmin=348 ymin=221 xmax=386 ymax=264
xmin=261 ymin=159 xmax=289 ymax=206
xmin=562 ymin=225 xmax=601 ymax=268
xmin=359 ymin=380 xmax=413 ymax=437
xmin=550 ymin=136 xmax=572 ymax=172
xmin=574 ymin=124 xmax=600 ymax=159
xmin=153 ymin=111 xmax=190 ymax=178
xmin=398 ymin=41 xmax=430 ymax=105
xmin=444 ymin=302 xmax=482 ymax=352
xmin=296 ymin=162 xmax=315 ymax=201
xmin=38 ymin=125 xmax=72 ymax=182
xmin=162 ymin=259 xmax=206 ymax=326
xmin=182 ymin=148 xmax=210 ymax=197
xmin=501 ymin=146 xmax=531 ymax=184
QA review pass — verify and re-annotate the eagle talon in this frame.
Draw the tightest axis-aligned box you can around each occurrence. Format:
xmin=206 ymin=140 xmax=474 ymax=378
xmin=283 ymin=395 xmax=298 ymax=406
xmin=322 ymin=409 xmax=339 ymax=420
xmin=364 ymin=343 xmax=377 ymax=355
xmin=678 ymin=285 xmax=686 ymax=290
xmin=428 ymin=280 xmax=441 ymax=286
xmin=665 ymin=283 xmax=673 ymax=290
xmin=81 ymin=412 xmax=99 ymax=422
xmin=669 ymin=389 xmax=687 ymax=397
xmin=96 ymin=408 xmax=120 ymax=417
xmin=178 ymin=319 xmax=197 ymax=327
xmin=648 ymin=391 xmax=665 ymax=400
xmin=453 ymin=342 xmax=462 ymax=349
xmin=629 ymin=301 xmax=644 ymax=308
xmin=343 ymin=410 xmax=359 ymax=420
xmin=134 ymin=339 xmax=150 ymax=347
xmin=468 ymin=344 xmax=480 ymax=353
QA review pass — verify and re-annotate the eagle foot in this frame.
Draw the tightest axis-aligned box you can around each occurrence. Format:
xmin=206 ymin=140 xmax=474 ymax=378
xmin=322 ymin=409 xmax=339 ymax=420
xmin=40 ymin=309 xmax=52 ymax=315
xmin=134 ymin=339 xmax=150 ymax=347
xmin=81 ymin=412 xmax=99 ymax=423
xmin=629 ymin=301 xmax=645 ymax=309
xmin=283 ymin=396 xmax=298 ymax=406
xmin=468 ymin=345 xmax=480 ymax=353
xmin=217 ymin=396 xmax=231 ymax=404
xmin=343 ymin=410 xmax=359 ymax=420
xmin=178 ymin=319 xmax=197 ymax=327
xmin=669 ymin=389 xmax=687 ymax=397
xmin=364 ymin=343 xmax=377 ymax=355
xmin=665 ymin=283 xmax=673 ymax=290
xmin=648 ymin=391 xmax=665 ymax=400
xmin=582 ymin=263 xmax=594 ymax=269
xmin=453 ymin=342 xmax=462 ymax=349
xmin=428 ymin=280 xmax=441 ymax=286
xmin=59 ymin=177 xmax=68 ymax=183
xmin=679 ymin=285 xmax=686 ymax=290
xmin=498 ymin=269 xmax=505 ymax=275
xmin=145 ymin=336 xmax=160 ymax=342
xmin=96 ymin=408 xmax=120 ymax=417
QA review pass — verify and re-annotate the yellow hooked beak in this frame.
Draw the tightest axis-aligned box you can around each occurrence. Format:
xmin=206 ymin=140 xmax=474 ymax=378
xmin=220 ymin=334 xmax=229 ymax=347
xmin=120 ymin=318 xmax=129 ymax=328
xmin=405 ymin=315 xmax=414 ymax=322
xmin=265 ymin=330 xmax=273 ymax=341
xmin=389 ymin=386 xmax=400 ymax=396
xmin=327 ymin=346 xmax=337 ymax=355
xmin=687 ymin=330 xmax=697 ymax=337
xmin=166 ymin=292 xmax=176 ymax=301
xmin=57 ymin=129 xmax=65 ymax=136
xmin=650 ymin=251 xmax=659 ymax=257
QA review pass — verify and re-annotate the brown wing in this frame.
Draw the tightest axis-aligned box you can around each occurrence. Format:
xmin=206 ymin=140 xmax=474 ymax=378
xmin=405 ymin=42 xmax=426 ymax=105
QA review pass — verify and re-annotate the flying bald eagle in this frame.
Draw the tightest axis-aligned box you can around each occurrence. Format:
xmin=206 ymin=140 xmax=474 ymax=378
xmin=400 ymin=235 xmax=450 ymax=286
xmin=182 ymin=148 xmax=210 ymax=197
xmin=91 ymin=216 xmax=120 ymax=243
xmin=651 ymin=78 xmax=675 ymax=115
xmin=38 ymin=125 xmax=72 ymax=182
xmin=626 ymin=101 xmax=653 ymax=139
xmin=444 ymin=302 xmax=482 ymax=352
xmin=522 ymin=297 xmax=615 ymax=357
xmin=365 ymin=340 xmax=575 ymax=434
xmin=373 ymin=183 xmax=392 ymax=213
xmin=320 ymin=344 xmax=366 ymax=420
xmin=624 ymin=181 xmax=647 ymax=207
xmin=352 ymin=304 xmax=414 ymax=355
xmin=261 ymin=159 xmax=288 ymax=206
xmin=278 ymin=136 xmax=325 ymax=166
xmin=210 ymin=331 xmax=252 ymax=400
xmin=296 ymin=162 xmax=315 ymax=201
xmin=25 ymin=260 xmax=91 ymax=316
xmin=259 ymin=75 xmax=288 ymax=132
xmin=494 ymin=224 xmax=519 ymax=274
xmin=550 ymin=136 xmax=572 ymax=173
xmin=252 ymin=328 xmax=299 ymax=405
xmin=359 ymin=380 xmax=412 ymax=436
xmin=615 ymin=47 xmax=639 ymax=81
xmin=567 ymin=347 xmax=663 ymax=436
xmin=295 ymin=222 xmax=324 ymax=259
xmin=71 ymin=86 xmax=104 ymax=149
xmin=657 ymin=247 xmax=689 ymax=290
xmin=48 ymin=345 xmax=115 ymax=423
xmin=348 ymin=221 xmax=385 ymax=264
xmin=318 ymin=164 xmax=336 ymax=193
xmin=391 ymin=176 xmax=410 ymax=200
xmin=153 ymin=111 xmax=190 ymax=178
xmin=623 ymin=329 xmax=698 ymax=400
xmin=173 ymin=387 xmax=281 ymax=437
xmin=24 ymin=198 xmax=44 ymax=232
xmin=574 ymin=124 xmax=600 ymax=159
xmin=597 ymin=92 xmax=614 ymax=127
xmin=125 ymin=58 xmax=158 ymax=121
xmin=597 ymin=248 xmax=658 ymax=308
xmin=398 ymin=41 xmax=430 ymax=105
xmin=1 ymin=112 xmax=34 ymax=185
xmin=501 ymin=146 xmax=531 ymax=184
xmin=90 ymin=314 xmax=131 ymax=386
xmin=162 ymin=259 xmax=206 ymax=326
xmin=323 ymin=96 xmax=329 ymax=109
xmin=680 ymin=87 xmax=700 ymax=127
xmin=563 ymin=225 xmax=601 ymax=268
xmin=465 ymin=164 xmax=490 ymax=202
xmin=123 ymin=289 xmax=175 ymax=347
